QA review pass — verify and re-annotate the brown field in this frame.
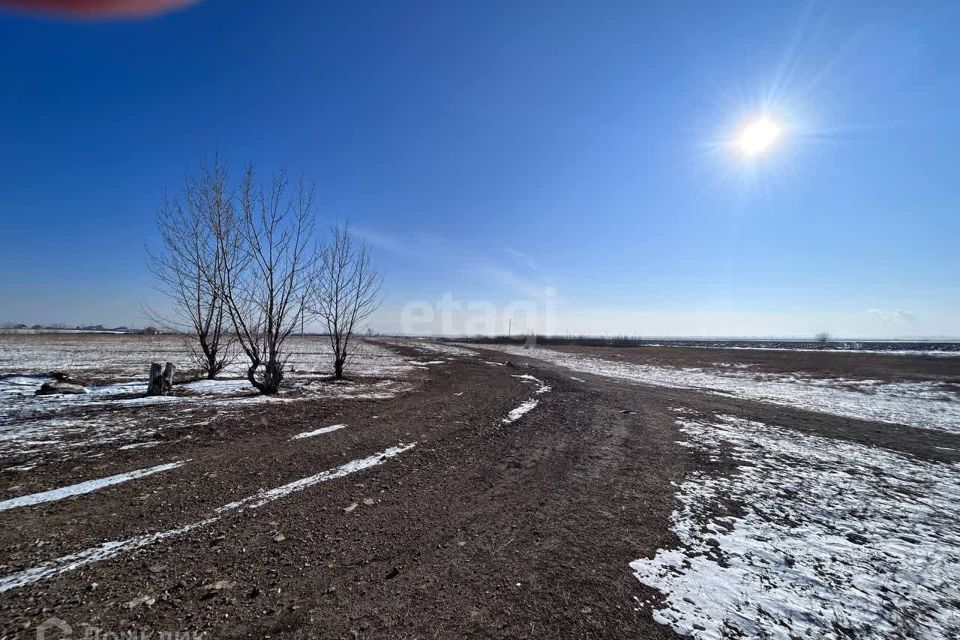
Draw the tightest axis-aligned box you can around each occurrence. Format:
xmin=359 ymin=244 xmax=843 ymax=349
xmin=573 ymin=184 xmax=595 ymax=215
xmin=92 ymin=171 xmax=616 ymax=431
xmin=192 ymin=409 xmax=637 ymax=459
xmin=1 ymin=335 xmax=959 ymax=638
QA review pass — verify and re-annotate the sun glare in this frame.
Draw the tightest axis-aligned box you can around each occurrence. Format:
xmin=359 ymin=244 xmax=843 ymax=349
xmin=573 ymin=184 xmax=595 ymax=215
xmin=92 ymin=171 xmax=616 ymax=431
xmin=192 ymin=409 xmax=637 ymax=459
xmin=736 ymin=118 xmax=782 ymax=156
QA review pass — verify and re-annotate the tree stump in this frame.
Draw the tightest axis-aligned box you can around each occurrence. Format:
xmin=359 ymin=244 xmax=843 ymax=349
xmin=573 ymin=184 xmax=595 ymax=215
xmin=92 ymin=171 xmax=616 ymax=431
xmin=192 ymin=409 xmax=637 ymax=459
xmin=162 ymin=362 xmax=176 ymax=393
xmin=147 ymin=362 xmax=176 ymax=395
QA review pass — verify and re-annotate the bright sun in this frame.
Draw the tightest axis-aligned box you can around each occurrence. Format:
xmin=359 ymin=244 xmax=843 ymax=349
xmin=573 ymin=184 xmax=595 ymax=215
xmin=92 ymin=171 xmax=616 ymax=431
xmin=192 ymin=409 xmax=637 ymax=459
xmin=736 ymin=118 xmax=782 ymax=156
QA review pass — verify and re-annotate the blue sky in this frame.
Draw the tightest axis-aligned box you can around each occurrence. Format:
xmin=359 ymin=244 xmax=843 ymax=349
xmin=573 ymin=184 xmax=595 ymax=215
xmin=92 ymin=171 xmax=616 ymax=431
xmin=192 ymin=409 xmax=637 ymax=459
xmin=1 ymin=0 xmax=958 ymax=337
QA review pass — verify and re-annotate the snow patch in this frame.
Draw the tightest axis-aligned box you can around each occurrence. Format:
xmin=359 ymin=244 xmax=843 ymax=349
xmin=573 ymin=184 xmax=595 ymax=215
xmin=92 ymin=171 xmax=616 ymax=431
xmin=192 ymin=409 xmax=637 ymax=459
xmin=502 ymin=374 xmax=551 ymax=424
xmin=290 ymin=424 xmax=347 ymax=440
xmin=118 ymin=442 xmax=159 ymax=451
xmin=512 ymin=374 xmax=551 ymax=394
xmin=216 ymin=443 xmax=415 ymax=512
xmin=631 ymin=414 xmax=960 ymax=639
xmin=486 ymin=345 xmax=960 ymax=432
xmin=179 ymin=378 xmax=252 ymax=395
xmin=0 ymin=460 xmax=186 ymax=511
xmin=397 ymin=340 xmax=478 ymax=357
xmin=503 ymin=399 xmax=539 ymax=424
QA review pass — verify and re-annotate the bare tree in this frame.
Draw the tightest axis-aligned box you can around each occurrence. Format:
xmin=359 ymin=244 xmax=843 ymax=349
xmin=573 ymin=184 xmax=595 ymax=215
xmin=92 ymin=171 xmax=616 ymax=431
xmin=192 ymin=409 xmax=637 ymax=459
xmin=147 ymin=159 xmax=233 ymax=379
xmin=815 ymin=332 xmax=831 ymax=347
xmin=215 ymin=167 xmax=318 ymax=394
xmin=312 ymin=225 xmax=383 ymax=379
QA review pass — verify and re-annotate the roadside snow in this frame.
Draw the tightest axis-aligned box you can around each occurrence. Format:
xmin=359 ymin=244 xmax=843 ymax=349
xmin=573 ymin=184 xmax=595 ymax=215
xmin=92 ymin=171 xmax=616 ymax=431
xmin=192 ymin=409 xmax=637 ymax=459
xmin=395 ymin=340 xmax=478 ymax=357
xmin=503 ymin=399 xmax=539 ymax=424
xmin=486 ymin=346 xmax=960 ymax=432
xmin=0 ymin=517 xmax=216 ymax=594
xmin=290 ymin=424 xmax=347 ymax=440
xmin=502 ymin=374 xmax=551 ymax=424
xmin=216 ymin=443 xmax=415 ymax=512
xmin=292 ymin=379 xmax=413 ymax=400
xmin=631 ymin=414 xmax=960 ymax=639
xmin=512 ymin=374 xmax=551 ymax=394
xmin=179 ymin=378 xmax=251 ymax=395
xmin=117 ymin=442 xmax=159 ymax=451
xmin=0 ymin=460 xmax=186 ymax=511
xmin=0 ymin=443 xmax=416 ymax=592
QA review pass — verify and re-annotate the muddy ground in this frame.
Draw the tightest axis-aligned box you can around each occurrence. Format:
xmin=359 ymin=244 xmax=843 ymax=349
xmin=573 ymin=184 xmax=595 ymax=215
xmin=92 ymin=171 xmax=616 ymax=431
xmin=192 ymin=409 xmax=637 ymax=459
xmin=1 ymin=341 xmax=958 ymax=639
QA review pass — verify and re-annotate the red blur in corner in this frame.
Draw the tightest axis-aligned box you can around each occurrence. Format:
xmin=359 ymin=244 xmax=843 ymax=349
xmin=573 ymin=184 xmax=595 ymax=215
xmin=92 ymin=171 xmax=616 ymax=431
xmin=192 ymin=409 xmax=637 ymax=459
xmin=0 ymin=0 xmax=199 ymax=18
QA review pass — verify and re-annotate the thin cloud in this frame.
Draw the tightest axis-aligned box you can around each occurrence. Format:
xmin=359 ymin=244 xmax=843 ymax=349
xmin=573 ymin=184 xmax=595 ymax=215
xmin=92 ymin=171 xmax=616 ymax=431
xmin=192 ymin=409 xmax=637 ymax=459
xmin=353 ymin=227 xmax=558 ymax=300
xmin=0 ymin=0 xmax=199 ymax=19
xmin=504 ymin=246 xmax=543 ymax=273
xmin=866 ymin=308 xmax=916 ymax=324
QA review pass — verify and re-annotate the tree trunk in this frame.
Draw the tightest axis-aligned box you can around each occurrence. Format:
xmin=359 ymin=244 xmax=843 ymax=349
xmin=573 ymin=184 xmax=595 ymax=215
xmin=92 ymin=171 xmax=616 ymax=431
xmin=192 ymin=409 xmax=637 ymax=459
xmin=162 ymin=362 xmax=176 ymax=392
xmin=263 ymin=360 xmax=283 ymax=394
xmin=205 ymin=348 xmax=220 ymax=379
xmin=247 ymin=360 xmax=283 ymax=395
xmin=334 ymin=357 xmax=345 ymax=380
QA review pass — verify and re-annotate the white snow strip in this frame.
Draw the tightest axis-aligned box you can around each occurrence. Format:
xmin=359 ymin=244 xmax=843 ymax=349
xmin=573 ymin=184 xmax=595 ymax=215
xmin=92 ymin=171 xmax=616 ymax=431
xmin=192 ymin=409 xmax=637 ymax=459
xmin=502 ymin=399 xmax=539 ymax=424
xmin=0 ymin=461 xmax=187 ymax=511
xmin=400 ymin=340 xmax=478 ymax=357
xmin=631 ymin=414 xmax=960 ymax=639
xmin=290 ymin=423 xmax=347 ymax=440
xmin=217 ymin=443 xmax=415 ymax=512
xmin=0 ymin=518 xmax=215 ymax=593
xmin=485 ymin=345 xmax=960 ymax=432
xmin=511 ymin=374 xmax=552 ymax=394
xmin=117 ymin=441 xmax=159 ymax=451
xmin=484 ymin=361 xmax=506 ymax=366
xmin=502 ymin=374 xmax=551 ymax=424
xmin=0 ymin=443 xmax=416 ymax=592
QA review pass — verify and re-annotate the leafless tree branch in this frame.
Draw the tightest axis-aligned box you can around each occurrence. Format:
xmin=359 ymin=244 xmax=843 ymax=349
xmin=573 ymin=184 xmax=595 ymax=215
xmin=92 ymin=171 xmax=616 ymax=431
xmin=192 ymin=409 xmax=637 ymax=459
xmin=147 ymin=157 xmax=235 ymax=378
xmin=214 ymin=166 xmax=319 ymax=394
xmin=311 ymin=224 xmax=383 ymax=379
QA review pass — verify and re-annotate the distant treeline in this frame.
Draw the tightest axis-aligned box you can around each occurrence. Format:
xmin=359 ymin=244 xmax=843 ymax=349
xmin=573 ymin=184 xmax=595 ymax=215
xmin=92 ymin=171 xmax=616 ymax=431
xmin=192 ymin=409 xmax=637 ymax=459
xmin=0 ymin=324 xmax=161 ymax=334
xmin=449 ymin=334 xmax=960 ymax=353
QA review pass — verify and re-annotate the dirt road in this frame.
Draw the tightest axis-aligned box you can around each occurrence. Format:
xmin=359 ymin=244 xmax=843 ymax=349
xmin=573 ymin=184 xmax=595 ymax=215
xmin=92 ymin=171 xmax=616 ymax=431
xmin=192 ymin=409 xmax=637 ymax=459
xmin=1 ymin=342 xmax=958 ymax=639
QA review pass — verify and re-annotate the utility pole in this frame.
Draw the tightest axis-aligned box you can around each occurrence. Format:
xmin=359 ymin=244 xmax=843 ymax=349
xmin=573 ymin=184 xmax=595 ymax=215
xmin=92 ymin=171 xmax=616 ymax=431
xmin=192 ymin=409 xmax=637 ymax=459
xmin=508 ymin=317 xmax=512 ymax=337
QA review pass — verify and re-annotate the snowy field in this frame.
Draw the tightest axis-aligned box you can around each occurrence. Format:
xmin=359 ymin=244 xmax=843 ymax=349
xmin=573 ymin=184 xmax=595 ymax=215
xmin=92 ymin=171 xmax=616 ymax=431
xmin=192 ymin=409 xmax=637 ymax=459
xmin=481 ymin=345 xmax=960 ymax=433
xmin=0 ymin=334 xmax=413 ymax=380
xmin=631 ymin=413 xmax=960 ymax=639
xmin=0 ymin=335 xmax=426 ymax=468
